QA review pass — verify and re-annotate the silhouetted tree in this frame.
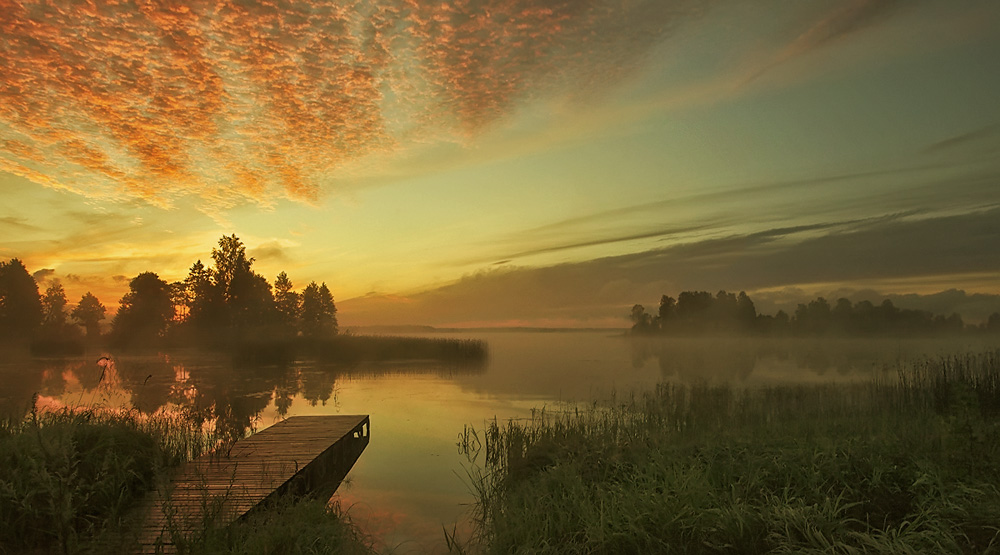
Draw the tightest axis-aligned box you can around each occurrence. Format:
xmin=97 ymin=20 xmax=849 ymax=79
xmin=758 ymin=309 xmax=791 ymax=335
xmin=274 ymin=272 xmax=300 ymax=333
xmin=736 ymin=291 xmax=757 ymax=329
xmin=40 ymin=281 xmax=68 ymax=330
xmin=111 ymin=272 xmax=174 ymax=348
xmin=712 ymin=290 xmax=739 ymax=330
xmin=676 ymin=291 xmax=714 ymax=330
xmin=231 ymin=271 xmax=276 ymax=330
xmin=988 ymin=312 xmax=1000 ymax=332
xmin=300 ymin=281 xmax=338 ymax=338
xmin=794 ymin=297 xmax=831 ymax=334
xmin=831 ymin=298 xmax=853 ymax=332
xmin=169 ymin=280 xmax=188 ymax=321
xmin=636 ymin=289 xmax=978 ymax=337
xmin=32 ymin=280 xmax=83 ymax=353
xmin=182 ymin=259 xmax=222 ymax=330
xmin=0 ymin=258 xmax=42 ymax=341
xmin=71 ymin=292 xmax=105 ymax=340
xmin=657 ymin=295 xmax=676 ymax=328
xmin=629 ymin=304 xmax=653 ymax=333
xmin=212 ymin=234 xmax=253 ymax=306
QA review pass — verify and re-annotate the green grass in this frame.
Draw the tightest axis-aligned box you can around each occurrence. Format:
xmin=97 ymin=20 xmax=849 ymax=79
xmin=0 ymin=404 xmax=208 ymax=553
xmin=0 ymin=404 xmax=377 ymax=555
xmin=463 ymin=351 xmax=1000 ymax=554
xmin=169 ymin=497 xmax=375 ymax=555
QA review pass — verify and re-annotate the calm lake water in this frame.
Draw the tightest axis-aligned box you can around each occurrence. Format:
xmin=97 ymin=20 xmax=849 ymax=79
xmin=3 ymin=330 xmax=998 ymax=553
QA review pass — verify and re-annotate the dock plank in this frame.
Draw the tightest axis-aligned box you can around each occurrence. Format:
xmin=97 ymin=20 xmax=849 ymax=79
xmin=138 ymin=415 xmax=369 ymax=553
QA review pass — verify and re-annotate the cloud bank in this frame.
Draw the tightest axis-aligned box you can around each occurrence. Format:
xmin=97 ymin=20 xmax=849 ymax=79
xmin=340 ymin=207 xmax=1000 ymax=326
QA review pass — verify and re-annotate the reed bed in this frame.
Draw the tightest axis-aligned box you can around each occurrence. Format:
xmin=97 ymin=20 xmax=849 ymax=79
xmin=0 ymin=403 xmax=210 ymax=553
xmin=0 ymin=403 xmax=376 ymax=554
xmin=463 ymin=350 xmax=1000 ymax=554
xmin=232 ymin=334 xmax=489 ymax=366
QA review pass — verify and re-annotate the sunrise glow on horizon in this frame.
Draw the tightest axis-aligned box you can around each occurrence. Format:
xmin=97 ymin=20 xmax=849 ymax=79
xmin=2 ymin=0 xmax=999 ymax=327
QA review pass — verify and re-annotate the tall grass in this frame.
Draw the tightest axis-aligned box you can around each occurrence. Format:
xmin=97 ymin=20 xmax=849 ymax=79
xmin=0 ymin=402 xmax=378 ymax=554
xmin=166 ymin=497 xmax=375 ymax=555
xmin=463 ymin=350 xmax=1000 ymax=554
xmin=0 ymin=403 xmax=210 ymax=553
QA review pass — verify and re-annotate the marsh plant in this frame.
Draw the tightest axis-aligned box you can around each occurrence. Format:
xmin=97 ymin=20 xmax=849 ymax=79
xmin=0 ymin=401 xmax=376 ymax=554
xmin=0 ymin=402 xmax=209 ymax=553
xmin=463 ymin=351 xmax=1000 ymax=554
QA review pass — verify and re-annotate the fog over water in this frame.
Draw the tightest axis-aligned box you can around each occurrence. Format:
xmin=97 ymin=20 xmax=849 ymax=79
xmin=3 ymin=330 xmax=998 ymax=553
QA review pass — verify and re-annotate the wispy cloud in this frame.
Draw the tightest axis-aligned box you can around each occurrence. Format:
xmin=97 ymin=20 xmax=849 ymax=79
xmin=471 ymin=158 xmax=997 ymax=266
xmin=921 ymin=123 xmax=1000 ymax=154
xmin=0 ymin=216 xmax=42 ymax=232
xmin=342 ymin=207 xmax=1000 ymax=326
xmin=746 ymin=0 xmax=908 ymax=82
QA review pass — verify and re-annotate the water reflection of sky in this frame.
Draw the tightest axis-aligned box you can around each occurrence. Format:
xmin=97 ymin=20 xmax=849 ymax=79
xmin=2 ymin=331 xmax=998 ymax=553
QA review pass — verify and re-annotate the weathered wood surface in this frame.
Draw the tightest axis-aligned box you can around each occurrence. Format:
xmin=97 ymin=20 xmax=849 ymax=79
xmin=137 ymin=415 xmax=369 ymax=553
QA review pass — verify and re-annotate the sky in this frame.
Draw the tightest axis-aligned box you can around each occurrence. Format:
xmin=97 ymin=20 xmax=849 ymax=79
xmin=1 ymin=0 xmax=999 ymax=328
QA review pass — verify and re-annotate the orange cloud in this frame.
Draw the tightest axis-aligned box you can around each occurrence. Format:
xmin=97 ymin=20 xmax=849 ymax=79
xmin=0 ymin=0 xmax=702 ymax=209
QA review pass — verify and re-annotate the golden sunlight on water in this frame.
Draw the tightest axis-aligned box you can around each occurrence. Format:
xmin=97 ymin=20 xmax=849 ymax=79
xmin=3 ymin=331 xmax=998 ymax=553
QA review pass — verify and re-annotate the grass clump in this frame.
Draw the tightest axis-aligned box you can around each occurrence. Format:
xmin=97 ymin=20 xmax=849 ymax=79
xmin=0 ymin=404 xmax=207 ymax=553
xmin=171 ymin=497 xmax=375 ymax=555
xmin=465 ymin=351 xmax=1000 ymax=554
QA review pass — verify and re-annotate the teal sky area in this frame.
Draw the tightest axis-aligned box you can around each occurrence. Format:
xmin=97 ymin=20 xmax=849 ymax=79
xmin=1 ymin=0 xmax=999 ymax=327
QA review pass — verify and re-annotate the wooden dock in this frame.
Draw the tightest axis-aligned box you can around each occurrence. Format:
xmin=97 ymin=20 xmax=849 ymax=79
xmin=138 ymin=415 xmax=369 ymax=553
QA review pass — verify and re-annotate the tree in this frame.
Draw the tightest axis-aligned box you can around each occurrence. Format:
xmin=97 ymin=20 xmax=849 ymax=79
xmin=629 ymin=304 xmax=652 ymax=333
xmin=211 ymin=234 xmax=253 ymax=305
xmin=207 ymin=235 xmax=278 ymax=334
xmin=794 ymin=297 xmax=831 ymax=334
xmin=231 ymin=271 xmax=276 ymax=329
xmin=657 ymin=295 xmax=676 ymax=330
xmin=40 ymin=280 xmax=69 ymax=330
xmin=71 ymin=292 xmax=106 ymax=340
xmin=111 ymin=272 xmax=174 ymax=347
xmin=736 ymin=291 xmax=757 ymax=330
xmin=0 ymin=258 xmax=42 ymax=340
xmin=182 ymin=259 xmax=222 ymax=329
xmin=274 ymin=272 xmax=300 ymax=332
xmin=831 ymin=298 xmax=853 ymax=332
xmin=676 ymin=291 xmax=714 ymax=323
xmin=300 ymin=281 xmax=338 ymax=338
xmin=712 ymin=290 xmax=739 ymax=329
xmin=988 ymin=312 xmax=1000 ymax=333
xmin=33 ymin=279 xmax=83 ymax=352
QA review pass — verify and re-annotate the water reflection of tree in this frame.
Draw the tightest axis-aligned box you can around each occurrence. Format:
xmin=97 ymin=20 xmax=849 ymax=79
xmin=2 ymin=351 xmax=486 ymax=442
xmin=299 ymin=366 xmax=338 ymax=407
xmin=655 ymin=339 xmax=757 ymax=382
xmin=629 ymin=336 xmax=993 ymax=380
xmin=0 ymin=361 xmax=45 ymax=418
xmin=74 ymin=360 xmax=103 ymax=390
xmin=119 ymin=358 xmax=175 ymax=413
xmin=272 ymin=364 xmax=299 ymax=418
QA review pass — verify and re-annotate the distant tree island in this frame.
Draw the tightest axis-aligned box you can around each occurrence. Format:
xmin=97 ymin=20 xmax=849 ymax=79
xmin=630 ymin=290 xmax=1000 ymax=336
xmin=0 ymin=235 xmax=485 ymax=364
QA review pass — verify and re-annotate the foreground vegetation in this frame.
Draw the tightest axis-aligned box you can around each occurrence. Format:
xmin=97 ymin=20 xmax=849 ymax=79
xmin=0 ymin=405 xmax=375 ymax=554
xmin=464 ymin=351 xmax=1000 ymax=553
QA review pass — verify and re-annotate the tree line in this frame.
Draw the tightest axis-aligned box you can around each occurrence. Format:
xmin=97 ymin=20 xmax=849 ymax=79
xmin=0 ymin=235 xmax=338 ymax=354
xmin=631 ymin=290 xmax=1000 ymax=336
